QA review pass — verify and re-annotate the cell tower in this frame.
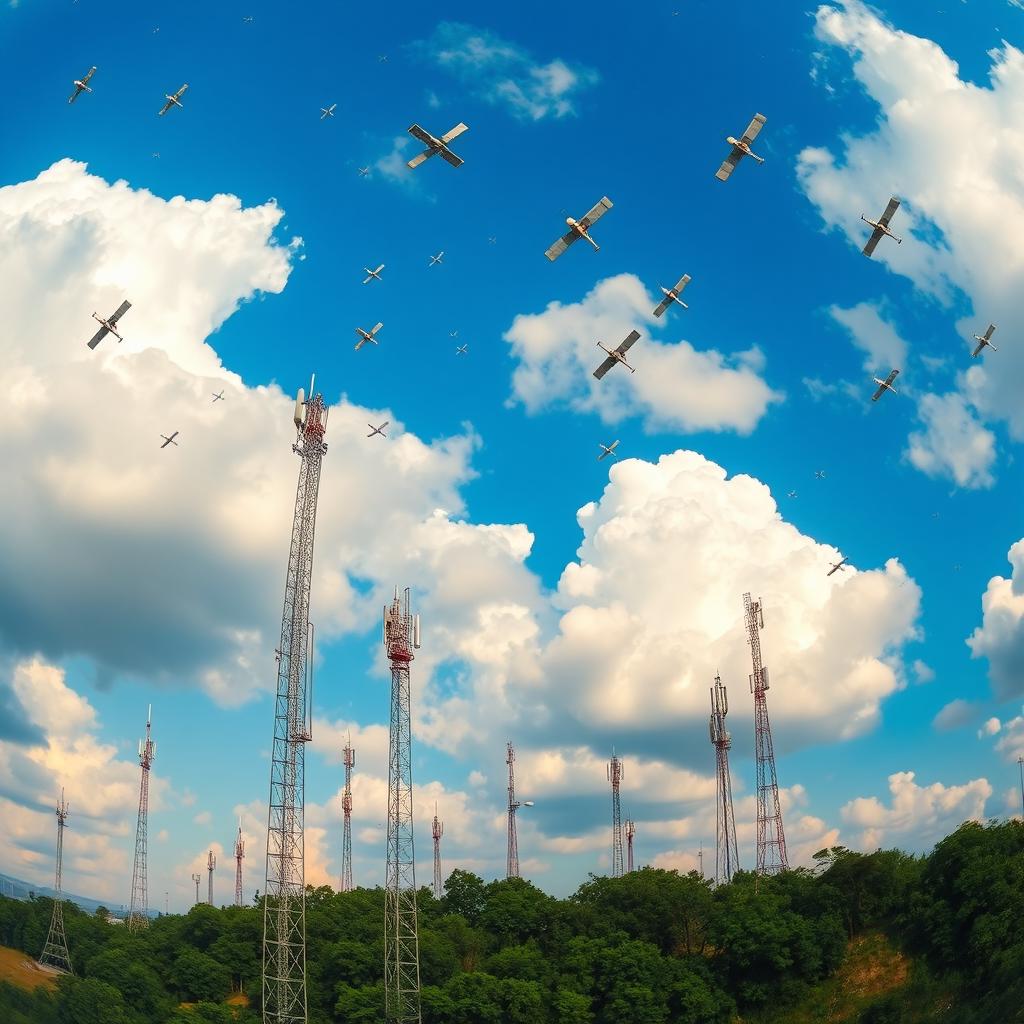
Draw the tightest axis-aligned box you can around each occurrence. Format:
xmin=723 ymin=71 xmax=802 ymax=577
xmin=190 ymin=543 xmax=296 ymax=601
xmin=710 ymin=673 xmax=740 ymax=884
xmin=127 ymin=706 xmax=156 ymax=932
xmin=384 ymin=587 xmax=422 ymax=1024
xmin=505 ymin=742 xmax=533 ymax=879
xmin=235 ymin=821 xmax=246 ymax=907
xmin=431 ymin=805 xmax=444 ymax=899
xmin=192 ymin=873 xmax=202 ymax=907
xmin=625 ymin=818 xmax=635 ymax=874
xmin=608 ymin=753 xmax=624 ymax=878
xmin=744 ymin=593 xmax=789 ymax=876
xmin=341 ymin=736 xmax=355 ymax=892
xmin=263 ymin=378 xmax=327 ymax=1024
xmin=207 ymin=850 xmax=217 ymax=906
xmin=38 ymin=790 xmax=72 ymax=974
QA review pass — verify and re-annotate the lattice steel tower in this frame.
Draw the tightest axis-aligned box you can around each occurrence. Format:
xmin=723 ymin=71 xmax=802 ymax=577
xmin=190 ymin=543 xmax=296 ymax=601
xmin=192 ymin=873 xmax=202 ymax=907
xmin=625 ymin=818 xmax=635 ymax=874
xmin=235 ymin=821 xmax=246 ymax=907
xmin=39 ymin=790 xmax=72 ymax=974
xmin=263 ymin=381 xmax=328 ymax=1024
xmin=341 ymin=736 xmax=355 ymax=892
xmin=710 ymin=673 xmax=740 ymax=884
xmin=431 ymin=805 xmax=444 ymax=899
xmin=384 ymin=588 xmax=422 ymax=1024
xmin=127 ymin=706 xmax=156 ymax=932
xmin=608 ymin=753 xmax=624 ymax=878
xmin=505 ymin=742 xmax=532 ymax=879
xmin=743 ymin=594 xmax=789 ymax=876
xmin=207 ymin=850 xmax=217 ymax=906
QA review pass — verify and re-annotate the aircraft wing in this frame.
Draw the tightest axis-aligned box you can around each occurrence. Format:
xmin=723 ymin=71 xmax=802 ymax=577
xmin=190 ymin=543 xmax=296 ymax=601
xmin=593 ymin=355 xmax=619 ymax=380
xmin=440 ymin=148 xmax=464 ymax=168
xmin=878 ymin=196 xmax=900 ymax=228
xmin=407 ymin=124 xmax=436 ymax=147
xmin=971 ymin=339 xmax=985 ymax=357
xmin=371 ymin=322 xmax=384 ymax=335
xmin=407 ymin=149 xmax=433 ymax=169
xmin=109 ymin=300 xmax=131 ymax=324
xmin=545 ymin=231 xmax=577 ymax=262
xmin=83 ymin=67 xmax=96 ymax=85
xmin=870 ymin=381 xmax=886 ymax=401
xmin=578 ymin=197 xmax=613 ymax=231
xmin=86 ymin=325 xmax=109 ymax=350
xmin=173 ymin=84 xmax=189 ymax=101
xmin=158 ymin=98 xmax=173 ymax=116
xmin=354 ymin=337 xmax=369 ymax=351
xmin=982 ymin=323 xmax=996 ymax=342
xmin=740 ymin=113 xmax=767 ymax=146
xmin=68 ymin=87 xmax=82 ymax=104
xmin=715 ymin=149 xmax=741 ymax=182
xmin=440 ymin=122 xmax=468 ymax=144
xmin=862 ymin=227 xmax=884 ymax=257
xmin=672 ymin=274 xmax=691 ymax=295
xmin=652 ymin=297 xmax=673 ymax=318
xmin=615 ymin=330 xmax=641 ymax=356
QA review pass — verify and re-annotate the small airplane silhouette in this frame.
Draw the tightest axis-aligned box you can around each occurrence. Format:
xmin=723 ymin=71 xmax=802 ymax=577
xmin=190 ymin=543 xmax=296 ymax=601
xmin=363 ymin=264 xmax=385 ymax=284
xmin=815 ymin=470 xmax=826 ymax=480
xmin=429 ymin=251 xmax=444 ymax=266
xmin=320 ymin=103 xmax=336 ymax=120
xmin=367 ymin=421 xmax=388 ymax=438
xmin=378 ymin=55 xmax=389 ymax=63
xmin=787 ymin=490 xmax=798 ymax=499
xmin=212 ymin=391 xmax=225 ymax=403
xmin=488 ymin=236 xmax=497 ymax=244
xmin=160 ymin=431 xmax=179 ymax=449
xmin=597 ymin=440 xmax=620 ymax=461
xmin=358 ymin=166 xmax=370 ymax=177
xmin=456 ymin=344 xmax=468 ymax=355
xmin=827 ymin=557 xmax=848 ymax=577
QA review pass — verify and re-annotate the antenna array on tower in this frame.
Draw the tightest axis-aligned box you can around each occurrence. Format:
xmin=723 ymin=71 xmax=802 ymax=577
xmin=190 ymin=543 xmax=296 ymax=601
xmin=608 ymin=753 xmax=624 ymax=878
xmin=710 ymin=673 xmax=740 ymax=884
xmin=38 ymin=790 xmax=72 ymax=974
xmin=432 ymin=805 xmax=444 ymax=900
xmin=341 ymin=738 xmax=355 ymax=892
xmin=127 ymin=707 xmax=156 ymax=932
xmin=235 ymin=821 xmax=245 ymax=907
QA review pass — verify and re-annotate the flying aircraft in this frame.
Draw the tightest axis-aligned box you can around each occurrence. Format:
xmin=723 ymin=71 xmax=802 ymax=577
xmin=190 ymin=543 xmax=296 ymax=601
xmin=815 ymin=470 xmax=826 ymax=480
xmin=354 ymin=322 xmax=384 ymax=350
xmin=358 ymin=166 xmax=370 ymax=177
xmin=320 ymin=103 xmax=337 ymax=120
xmin=716 ymin=113 xmax=767 ymax=181
xmin=363 ymin=264 xmax=385 ymax=284
xmin=827 ymin=557 xmax=849 ymax=577
xmin=450 ymin=330 xmax=458 ymax=338
xmin=787 ymin=490 xmax=798 ymax=498
xmin=212 ymin=391 xmax=225 ymax=402
xmin=367 ymin=421 xmax=388 ymax=438
xmin=406 ymin=122 xmax=469 ymax=169
xmin=68 ymin=67 xmax=96 ymax=104
xmin=158 ymin=84 xmax=189 ymax=116
xmin=456 ymin=344 xmax=468 ymax=355
xmin=488 ymin=236 xmax=497 ymax=244
xmin=971 ymin=323 xmax=997 ymax=357
xmin=429 ymin=251 xmax=444 ymax=266
xmin=378 ymin=55 xmax=389 ymax=63
xmin=594 ymin=330 xmax=641 ymax=380
xmin=871 ymin=368 xmax=900 ymax=401
xmin=861 ymin=197 xmax=902 ymax=257
xmin=653 ymin=274 xmax=692 ymax=317
xmin=597 ymin=440 xmax=620 ymax=461
xmin=86 ymin=300 xmax=132 ymax=349
xmin=160 ymin=431 xmax=179 ymax=449
xmin=545 ymin=197 xmax=613 ymax=261
xmin=243 ymin=15 xmax=254 ymax=22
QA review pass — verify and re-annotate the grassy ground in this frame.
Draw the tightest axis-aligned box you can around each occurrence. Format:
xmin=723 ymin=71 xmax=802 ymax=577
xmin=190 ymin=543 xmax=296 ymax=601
xmin=0 ymin=945 xmax=59 ymax=992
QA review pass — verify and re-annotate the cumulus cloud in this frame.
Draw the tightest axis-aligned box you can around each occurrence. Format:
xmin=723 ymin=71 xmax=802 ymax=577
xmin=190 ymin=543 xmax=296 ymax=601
xmin=978 ymin=716 xmax=1001 ymax=739
xmin=967 ymin=540 xmax=1024 ymax=700
xmin=912 ymin=659 xmax=935 ymax=684
xmin=828 ymin=301 xmax=909 ymax=372
xmin=415 ymin=23 xmax=597 ymax=120
xmin=994 ymin=710 xmax=1024 ymax=761
xmin=799 ymin=0 xmax=1024 ymax=482
xmin=504 ymin=274 xmax=782 ymax=434
xmin=841 ymin=770 xmax=991 ymax=851
xmin=932 ymin=698 xmax=978 ymax=732
xmin=905 ymin=392 xmax=996 ymax=489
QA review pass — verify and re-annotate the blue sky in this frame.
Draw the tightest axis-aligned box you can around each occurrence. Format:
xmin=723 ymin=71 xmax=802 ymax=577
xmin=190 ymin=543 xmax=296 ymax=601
xmin=3 ymin=0 xmax=1024 ymax=912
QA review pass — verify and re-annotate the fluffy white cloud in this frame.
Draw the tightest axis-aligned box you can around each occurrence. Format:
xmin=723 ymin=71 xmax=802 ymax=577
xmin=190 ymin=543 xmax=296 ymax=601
xmin=841 ymin=770 xmax=991 ymax=851
xmin=829 ymin=301 xmax=908 ymax=372
xmin=994 ymin=709 xmax=1024 ymax=761
xmin=912 ymin=659 xmax=935 ymax=684
xmin=800 ymin=1 xmax=1024 ymax=481
xmin=967 ymin=540 xmax=1024 ymax=700
xmin=978 ymin=716 xmax=1001 ymax=739
xmin=905 ymin=392 xmax=996 ymax=489
xmin=416 ymin=23 xmax=598 ymax=120
xmin=504 ymin=274 xmax=782 ymax=434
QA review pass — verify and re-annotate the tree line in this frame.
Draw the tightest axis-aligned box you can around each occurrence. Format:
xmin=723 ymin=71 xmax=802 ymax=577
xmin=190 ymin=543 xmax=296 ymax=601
xmin=0 ymin=818 xmax=1021 ymax=1023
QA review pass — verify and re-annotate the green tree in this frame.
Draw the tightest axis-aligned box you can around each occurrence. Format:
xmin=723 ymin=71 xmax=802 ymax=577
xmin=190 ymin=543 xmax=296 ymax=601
xmin=56 ymin=976 xmax=135 ymax=1024
xmin=442 ymin=870 xmax=486 ymax=924
xmin=169 ymin=948 xmax=231 ymax=1003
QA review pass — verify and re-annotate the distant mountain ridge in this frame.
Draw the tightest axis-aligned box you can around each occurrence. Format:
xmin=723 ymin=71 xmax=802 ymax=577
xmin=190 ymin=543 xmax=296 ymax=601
xmin=0 ymin=871 xmax=131 ymax=917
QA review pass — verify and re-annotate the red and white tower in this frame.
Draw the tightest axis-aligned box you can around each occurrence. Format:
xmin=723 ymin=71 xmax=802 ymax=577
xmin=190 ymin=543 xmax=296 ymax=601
xmin=431 ymin=804 xmax=444 ymax=899
xmin=384 ymin=588 xmax=422 ymax=1023
xmin=743 ymin=594 xmax=789 ymax=876
xmin=608 ymin=753 xmax=624 ymax=878
xmin=625 ymin=818 xmax=636 ymax=874
xmin=127 ymin=706 xmax=156 ymax=932
xmin=505 ymin=742 xmax=533 ymax=879
xmin=341 ymin=737 xmax=355 ymax=892
xmin=710 ymin=673 xmax=740 ymax=884
xmin=235 ymin=821 xmax=245 ymax=907
xmin=39 ymin=790 xmax=72 ymax=974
